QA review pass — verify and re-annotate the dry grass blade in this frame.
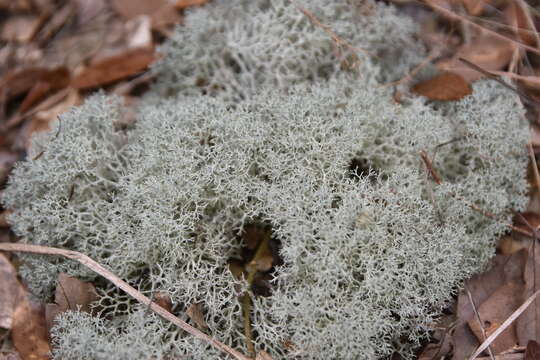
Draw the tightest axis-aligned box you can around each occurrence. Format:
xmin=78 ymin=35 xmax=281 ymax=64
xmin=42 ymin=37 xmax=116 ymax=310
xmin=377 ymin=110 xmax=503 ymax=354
xmin=458 ymin=58 xmax=540 ymax=106
xmin=469 ymin=289 xmax=540 ymax=359
xmin=0 ymin=242 xmax=252 ymax=360
xmin=422 ymin=0 xmax=540 ymax=56
xmin=466 ymin=285 xmax=496 ymax=360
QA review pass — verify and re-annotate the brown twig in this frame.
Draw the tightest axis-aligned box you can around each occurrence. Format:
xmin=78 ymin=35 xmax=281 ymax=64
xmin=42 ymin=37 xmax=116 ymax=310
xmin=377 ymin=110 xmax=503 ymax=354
xmin=420 ymin=150 xmax=442 ymax=185
xmin=290 ymin=0 xmax=368 ymax=69
xmin=0 ymin=243 xmax=252 ymax=360
xmin=422 ymin=0 xmax=540 ymax=56
xmin=458 ymin=58 xmax=540 ymax=106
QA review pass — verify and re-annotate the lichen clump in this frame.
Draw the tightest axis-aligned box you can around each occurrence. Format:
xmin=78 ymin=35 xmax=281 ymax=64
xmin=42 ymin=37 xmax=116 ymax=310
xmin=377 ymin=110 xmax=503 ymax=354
xmin=152 ymin=0 xmax=425 ymax=102
xmin=1 ymin=0 xmax=530 ymax=359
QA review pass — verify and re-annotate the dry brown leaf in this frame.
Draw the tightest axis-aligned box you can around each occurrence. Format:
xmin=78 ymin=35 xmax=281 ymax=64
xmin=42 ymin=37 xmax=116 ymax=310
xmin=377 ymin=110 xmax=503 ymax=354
xmin=71 ymin=47 xmax=155 ymax=89
xmin=468 ymin=281 xmax=522 ymax=354
xmin=0 ymin=68 xmax=56 ymax=101
xmin=499 ymin=235 xmax=529 ymax=256
xmin=45 ymin=273 xmax=98 ymax=332
xmin=437 ymin=33 xmax=514 ymax=82
xmin=504 ymin=0 xmax=538 ymax=47
xmin=74 ymin=0 xmax=107 ymax=27
xmin=35 ymin=2 xmax=74 ymax=44
xmin=19 ymin=67 xmax=70 ymax=114
xmin=1 ymin=15 xmax=42 ymax=43
xmin=54 ymin=273 xmax=98 ymax=312
xmin=174 ymin=0 xmax=209 ymax=10
xmin=516 ymin=243 xmax=540 ymax=346
xmin=24 ymin=89 xmax=80 ymax=144
xmin=0 ymin=253 xmax=25 ymax=329
xmin=11 ymin=299 xmax=50 ymax=360
xmin=453 ymin=250 xmax=528 ymax=359
xmin=186 ymin=303 xmax=208 ymax=330
xmin=153 ymin=291 xmax=172 ymax=313
xmin=412 ymin=72 xmax=472 ymax=101
xmin=515 ymin=212 xmax=540 ymax=235
xmin=526 ymin=340 xmax=540 ymax=359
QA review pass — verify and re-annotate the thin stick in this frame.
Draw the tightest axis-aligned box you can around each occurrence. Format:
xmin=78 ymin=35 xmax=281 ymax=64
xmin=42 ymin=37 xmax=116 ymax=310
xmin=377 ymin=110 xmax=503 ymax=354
xmin=290 ymin=0 xmax=369 ymax=68
xmin=469 ymin=289 xmax=540 ymax=359
xmin=420 ymin=150 xmax=442 ymax=185
xmin=458 ymin=58 xmax=539 ymax=106
xmin=465 ymin=285 xmax=495 ymax=360
xmin=0 ymin=243 xmax=251 ymax=360
xmin=422 ymin=0 xmax=540 ymax=56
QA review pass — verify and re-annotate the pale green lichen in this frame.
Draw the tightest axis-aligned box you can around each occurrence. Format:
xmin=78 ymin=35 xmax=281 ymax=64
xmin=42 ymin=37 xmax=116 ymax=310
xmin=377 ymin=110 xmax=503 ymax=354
xmin=4 ymin=77 xmax=529 ymax=359
xmin=152 ymin=0 xmax=425 ymax=102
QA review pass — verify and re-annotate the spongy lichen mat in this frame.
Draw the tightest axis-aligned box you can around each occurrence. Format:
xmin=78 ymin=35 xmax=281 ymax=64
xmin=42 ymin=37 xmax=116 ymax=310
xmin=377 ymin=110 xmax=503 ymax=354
xmin=3 ymin=76 xmax=528 ymax=359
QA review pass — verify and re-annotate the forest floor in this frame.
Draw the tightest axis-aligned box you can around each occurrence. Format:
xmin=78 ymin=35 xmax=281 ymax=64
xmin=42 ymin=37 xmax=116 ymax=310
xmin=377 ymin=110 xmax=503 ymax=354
xmin=1 ymin=0 xmax=540 ymax=359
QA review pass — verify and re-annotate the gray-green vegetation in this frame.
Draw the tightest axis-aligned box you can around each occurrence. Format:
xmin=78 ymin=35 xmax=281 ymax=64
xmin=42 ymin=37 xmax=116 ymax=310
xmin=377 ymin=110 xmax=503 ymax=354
xmin=1 ymin=0 xmax=529 ymax=358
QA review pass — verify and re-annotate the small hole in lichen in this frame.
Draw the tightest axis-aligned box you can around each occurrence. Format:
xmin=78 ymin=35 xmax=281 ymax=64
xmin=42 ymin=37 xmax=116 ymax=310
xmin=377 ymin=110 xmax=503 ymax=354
xmin=228 ymin=221 xmax=283 ymax=298
xmin=348 ymin=157 xmax=377 ymax=182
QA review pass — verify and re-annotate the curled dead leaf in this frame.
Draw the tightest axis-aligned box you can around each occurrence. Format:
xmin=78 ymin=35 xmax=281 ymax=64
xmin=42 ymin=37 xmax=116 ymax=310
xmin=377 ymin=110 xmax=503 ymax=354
xmin=504 ymin=0 xmax=538 ymax=47
xmin=467 ymin=281 xmax=522 ymax=354
xmin=412 ymin=72 xmax=472 ymax=101
xmin=186 ymin=303 xmax=208 ymax=329
xmin=526 ymin=340 xmax=540 ymax=360
xmin=18 ymin=67 xmax=70 ymax=114
xmin=45 ymin=273 xmax=98 ymax=332
xmin=0 ymin=253 xmax=26 ymax=329
xmin=437 ymin=33 xmax=514 ymax=82
xmin=11 ymin=299 xmax=50 ymax=360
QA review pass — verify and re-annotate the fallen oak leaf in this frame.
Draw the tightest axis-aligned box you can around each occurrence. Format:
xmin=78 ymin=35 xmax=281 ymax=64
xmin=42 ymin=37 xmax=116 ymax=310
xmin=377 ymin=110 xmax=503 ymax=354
xmin=186 ymin=303 xmax=208 ymax=330
xmin=18 ymin=67 xmax=70 ymax=114
xmin=44 ymin=273 xmax=98 ymax=333
xmin=11 ymin=299 xmax=50 ymax=360
xmin=467 ymin=282 xmax=522 ymax=354
xmin=153 ymin=291 xmax=173 ymax=313
xmin=504 ymin=0 xmax=539 ymax=47
xmin=0 ymin=253 xmax=26 ymax=329
xmin=526 ymin=340 xmax=540 ymax=359
xmin=437 ymin=33 xmax=515 ymax=82
xmin=412 ymin=72 xmax=472 ymax=101
xmin=469 ymin=289 xmax=540 ymax=359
